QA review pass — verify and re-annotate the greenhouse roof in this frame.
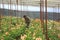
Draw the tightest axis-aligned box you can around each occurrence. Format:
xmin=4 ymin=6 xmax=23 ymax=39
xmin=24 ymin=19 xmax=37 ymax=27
xmin=0 ymin=0 xmax=60 ymax=7
xmin=0 ymin=4 xmax=60 ymax=13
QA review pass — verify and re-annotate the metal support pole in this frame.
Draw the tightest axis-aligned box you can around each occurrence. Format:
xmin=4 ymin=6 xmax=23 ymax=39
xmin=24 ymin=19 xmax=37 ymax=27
xmin=16 ymin=0 xmax=18 ymax=23
xmin=53 ymin=7 xmax=54 ymax=27
xmin=0 ymin=0 xmax=4 ymax=18
xmin=58 ymin=4 xmax=59 ymax=21
xmin=9 ymin=0 xmax=12 ymax=30
xmin=40 ymin=0 xmax=44 ymax=34
xmin=0 ymin=0 xmax=4 ymax=29
xmin=45 ymin=0 xmax=49 ymax=40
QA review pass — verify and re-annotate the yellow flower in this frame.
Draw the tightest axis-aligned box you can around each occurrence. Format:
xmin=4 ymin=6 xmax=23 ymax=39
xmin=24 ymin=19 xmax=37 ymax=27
xmin=33 ymin=33 xmax=35 ymax=36
xmin=24 ymin=34 xmax=27 ymax=38
xmin=21 ymin=35 xmax=25 ymax=40
xmin=11 ymin=27 xmax=16 ymax=30
xmin=33 ymin=37 xmax=35 ymax=39
xmin=58 ymin=34 xmax=60 ymax=38
xmin=35 ymin=19 xmax=40 ymax=22
xmin=21 ymin=34 xmax=27 ymax=40
xmin=5 ymin=32 xmax=9 ymax=36
xmin=29 ymin=31 xmax=31 ymax=34
xmin=1 ymin=37 xmax=4 ymax=40
xmin=36 ymin=37 xmax=42 ymax=40
xmin=1 ymin=38 xmax=4 ymax=40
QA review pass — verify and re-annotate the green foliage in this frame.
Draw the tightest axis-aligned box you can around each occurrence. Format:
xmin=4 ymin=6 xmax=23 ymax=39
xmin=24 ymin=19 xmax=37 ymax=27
xmin=0 ymin=16 xmax=60 ymax=40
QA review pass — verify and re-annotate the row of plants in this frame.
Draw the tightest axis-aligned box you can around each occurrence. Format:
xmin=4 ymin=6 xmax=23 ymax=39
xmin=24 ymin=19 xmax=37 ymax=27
xmin=0 ymin=16 xmax=60 ymax=40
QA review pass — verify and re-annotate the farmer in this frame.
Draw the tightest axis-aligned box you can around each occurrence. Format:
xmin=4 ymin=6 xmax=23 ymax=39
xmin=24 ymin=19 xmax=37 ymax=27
xmin=23 ymin=15 xmax=30 ymax=28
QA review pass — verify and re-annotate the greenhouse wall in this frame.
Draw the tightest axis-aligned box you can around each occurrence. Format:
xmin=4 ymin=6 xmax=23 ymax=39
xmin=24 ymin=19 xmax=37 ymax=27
xmin=0 ymin=9 xmax=60 ymax=20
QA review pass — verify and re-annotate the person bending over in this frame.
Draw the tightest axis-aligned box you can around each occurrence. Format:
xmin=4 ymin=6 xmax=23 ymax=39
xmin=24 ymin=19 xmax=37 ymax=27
xmin=23 ymin=15 xmax=30 ymax=28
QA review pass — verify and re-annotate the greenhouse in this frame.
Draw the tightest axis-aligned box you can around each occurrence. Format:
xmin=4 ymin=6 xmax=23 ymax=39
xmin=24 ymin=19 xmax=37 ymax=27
xmin=0 ymin=0 xmax=60 ymax=40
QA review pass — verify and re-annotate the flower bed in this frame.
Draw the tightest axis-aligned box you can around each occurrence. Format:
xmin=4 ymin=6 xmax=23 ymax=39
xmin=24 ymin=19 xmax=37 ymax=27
xmin=0 ymin=16 xmax=60 ymax=40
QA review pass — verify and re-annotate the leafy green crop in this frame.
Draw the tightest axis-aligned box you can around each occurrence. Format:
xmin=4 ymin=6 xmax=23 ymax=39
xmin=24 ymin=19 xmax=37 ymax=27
xmin=0 ymin=16 xmax=60 ymax=40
